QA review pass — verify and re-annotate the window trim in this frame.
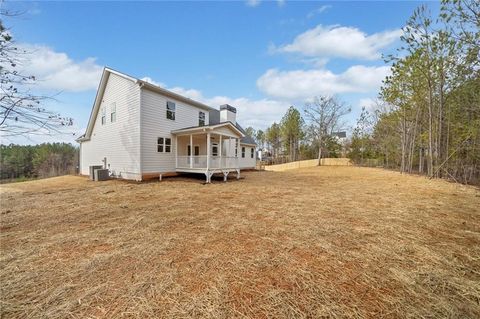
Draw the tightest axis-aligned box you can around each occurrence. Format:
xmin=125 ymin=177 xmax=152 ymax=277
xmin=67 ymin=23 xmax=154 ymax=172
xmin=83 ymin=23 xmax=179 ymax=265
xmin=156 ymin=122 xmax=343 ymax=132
xmin=199 ymin=111 xmax=205 ymax=126
xmin=166 ymin=101 xmax=176 ymax=121
xmin=212 ymin=143 xmax=218 ymax=156
xmin=241 ymin=146 xmax=246 ymax=158
xmin=101 ymin=107 xmax=106 ymax=125
xmin=157 ymin=137 xmax=172 ymax=153
xmin=110 ymin=103 xmax=116 ymax=123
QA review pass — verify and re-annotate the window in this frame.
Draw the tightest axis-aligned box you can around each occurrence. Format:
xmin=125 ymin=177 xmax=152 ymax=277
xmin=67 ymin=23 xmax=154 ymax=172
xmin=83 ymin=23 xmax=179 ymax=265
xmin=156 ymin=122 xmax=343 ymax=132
xmin=251 ymin=148 xmax=254 ymax=158
xmin=110 ymin=103 xmax=116 ymax=123
xmin=199 ymin=111 xmax=205 ymax=126
xmin=101 ymin=107 xmax=106 ymax=125
xmin=165 ymin=138 xmax=171 ymax=152
xmin=157 ymin=137 xmax=171 ymax=153
xmin=212 ymin=143 xmax=218 ymax=156
xmin=242 ymin=147 xmax=246 ymax=158
xmin=166 ymin=101 xmax=175 ymax=120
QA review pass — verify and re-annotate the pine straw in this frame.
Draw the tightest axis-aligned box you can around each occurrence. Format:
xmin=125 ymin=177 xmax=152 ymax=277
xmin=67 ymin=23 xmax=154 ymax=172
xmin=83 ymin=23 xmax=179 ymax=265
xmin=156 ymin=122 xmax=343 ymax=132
xmin=0 ymin=167 xmax=479 ymax=318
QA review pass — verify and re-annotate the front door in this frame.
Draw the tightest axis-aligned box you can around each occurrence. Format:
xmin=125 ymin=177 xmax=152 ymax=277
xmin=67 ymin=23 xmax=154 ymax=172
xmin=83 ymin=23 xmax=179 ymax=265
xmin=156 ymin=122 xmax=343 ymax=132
xmin=188 ymin=145 xmax=200 ymax=166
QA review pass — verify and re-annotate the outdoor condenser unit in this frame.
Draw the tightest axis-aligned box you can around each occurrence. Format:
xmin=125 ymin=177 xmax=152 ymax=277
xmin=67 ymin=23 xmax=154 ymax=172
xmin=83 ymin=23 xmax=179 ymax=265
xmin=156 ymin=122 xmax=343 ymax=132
xmin=94 ymin=169 xmax=110 ymax=181
xmin=89 ymin=165 xmax=103 ymax=180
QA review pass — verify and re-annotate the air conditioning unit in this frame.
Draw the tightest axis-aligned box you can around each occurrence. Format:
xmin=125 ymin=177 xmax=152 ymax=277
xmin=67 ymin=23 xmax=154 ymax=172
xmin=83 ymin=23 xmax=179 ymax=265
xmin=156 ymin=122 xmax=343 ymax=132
xmin=89 ymin=165 xmax=103 ymax=180
xmin=94 ymin=169 xmax=110 ymax=181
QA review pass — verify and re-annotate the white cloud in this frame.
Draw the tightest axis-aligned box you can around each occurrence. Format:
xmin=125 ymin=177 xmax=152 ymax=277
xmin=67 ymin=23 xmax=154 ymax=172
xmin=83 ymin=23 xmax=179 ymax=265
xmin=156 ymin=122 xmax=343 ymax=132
xmin=277 ymin=0 xmax=286 ymax=7
xmin=307 ymin=5 xmax=331 ymax=18
xmin=358 ymin=98 xmax=377 ymax=111
xmin=169 ymin=86 xmax=205 ymax=102
xmin=274 ymin=25 xmax=402 ymax=60
xmin=18 ymin=44 xmax=103 ymax=92
xmin=246 ymin=0 xmax=260 ymax=7
xmin=256 ymin=65 xmax=390 ymax=100
xmin=140 ymin=77 xmax=165 ymax=87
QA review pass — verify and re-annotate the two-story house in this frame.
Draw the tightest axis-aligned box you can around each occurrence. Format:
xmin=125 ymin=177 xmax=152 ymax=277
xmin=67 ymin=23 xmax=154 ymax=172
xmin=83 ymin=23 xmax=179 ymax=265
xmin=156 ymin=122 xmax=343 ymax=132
xmin=77 ymin=67 xmax=257 ymax=182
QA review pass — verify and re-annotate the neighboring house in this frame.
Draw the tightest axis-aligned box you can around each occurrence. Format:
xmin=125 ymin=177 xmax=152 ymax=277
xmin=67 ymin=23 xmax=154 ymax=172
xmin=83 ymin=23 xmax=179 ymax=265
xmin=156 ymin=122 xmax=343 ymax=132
xmin=77 ymin=67 xmax=257 ymax=182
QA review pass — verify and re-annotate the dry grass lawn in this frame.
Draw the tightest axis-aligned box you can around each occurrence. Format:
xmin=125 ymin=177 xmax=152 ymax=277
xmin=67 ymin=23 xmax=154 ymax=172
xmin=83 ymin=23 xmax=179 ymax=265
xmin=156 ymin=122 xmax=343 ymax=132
xmin=1 ymin=166 xmax=479 ymax=318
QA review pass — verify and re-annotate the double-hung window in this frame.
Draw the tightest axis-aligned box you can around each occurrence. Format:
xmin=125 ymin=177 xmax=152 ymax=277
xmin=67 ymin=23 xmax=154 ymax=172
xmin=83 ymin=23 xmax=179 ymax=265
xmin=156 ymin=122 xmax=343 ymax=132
xmin=251 ymin=148 xmax=254 ymax=158
xmin=241 ymin=147 xmax=246 ymax=158
xmin=157 ymin=137 xmax=171 ymax=153
xmin=101 ymin=107 xmax=106 ymax=125
xmin=110 ymin=103 xmax=116 ymax=123
xmin=199 ymin=111 xmax=205 ymax=126
xmin=166 ymin=101 xmax=176 ymax=120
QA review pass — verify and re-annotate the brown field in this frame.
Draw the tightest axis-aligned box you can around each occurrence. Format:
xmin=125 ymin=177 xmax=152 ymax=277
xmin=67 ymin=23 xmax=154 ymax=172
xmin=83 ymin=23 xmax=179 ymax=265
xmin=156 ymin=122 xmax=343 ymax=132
xmin=1 ymin=166 xmax=479 ymax=318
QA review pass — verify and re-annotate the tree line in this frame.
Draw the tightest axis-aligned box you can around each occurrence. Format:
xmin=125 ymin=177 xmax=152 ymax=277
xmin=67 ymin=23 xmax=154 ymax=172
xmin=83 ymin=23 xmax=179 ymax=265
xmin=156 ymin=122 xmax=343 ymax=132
xmin=245 ymin=96 xmax=350 ymax=164
xmin=348 ymin=0 xmax=479 ymax=184
xmin=0 ymin=143 xmax=78 ymax=181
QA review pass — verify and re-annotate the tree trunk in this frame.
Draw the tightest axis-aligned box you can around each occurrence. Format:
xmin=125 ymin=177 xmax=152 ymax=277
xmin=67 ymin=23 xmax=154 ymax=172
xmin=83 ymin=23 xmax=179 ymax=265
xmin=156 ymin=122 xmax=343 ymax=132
xmin=317 ymin=136 xmax=323 ymax=166
xmin=427 ymin=79 xmax=434 ymax=177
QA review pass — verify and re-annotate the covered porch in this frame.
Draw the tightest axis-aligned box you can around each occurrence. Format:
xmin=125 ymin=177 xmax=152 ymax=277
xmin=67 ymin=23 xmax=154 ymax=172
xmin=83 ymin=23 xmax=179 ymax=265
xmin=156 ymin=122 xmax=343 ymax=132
xmin=171 ymin=123 xmax=244 ymax=183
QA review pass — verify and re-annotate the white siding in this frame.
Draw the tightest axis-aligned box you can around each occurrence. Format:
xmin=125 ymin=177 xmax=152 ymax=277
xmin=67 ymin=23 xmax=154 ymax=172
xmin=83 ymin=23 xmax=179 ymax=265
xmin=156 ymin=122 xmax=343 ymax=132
xmin=80 ymin=73 xmax=141 ymax=180
xmin=140 ymin=88 xmax=210 ymax=173
xmin=239 ymin=145 xmax=256 ymax=169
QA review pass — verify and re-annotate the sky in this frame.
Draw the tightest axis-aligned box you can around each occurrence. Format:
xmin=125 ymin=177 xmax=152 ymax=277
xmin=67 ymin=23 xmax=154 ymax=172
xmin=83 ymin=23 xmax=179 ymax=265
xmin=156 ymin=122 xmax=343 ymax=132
xmin=1 ymin=0 xmax=438 ymax=145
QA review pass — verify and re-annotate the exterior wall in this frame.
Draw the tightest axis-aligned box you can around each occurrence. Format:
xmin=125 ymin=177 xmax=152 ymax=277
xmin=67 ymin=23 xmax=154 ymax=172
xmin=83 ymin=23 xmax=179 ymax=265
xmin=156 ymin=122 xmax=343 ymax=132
xmin=140 ymin=88 xmax=210 ymax=173
xmin=239 ymin=145 xmax=256 ymax=169
xmin=220 ymin=109 xmax=236 ymax=124
xmin=80 ymin=73 xmax=141 ymax=180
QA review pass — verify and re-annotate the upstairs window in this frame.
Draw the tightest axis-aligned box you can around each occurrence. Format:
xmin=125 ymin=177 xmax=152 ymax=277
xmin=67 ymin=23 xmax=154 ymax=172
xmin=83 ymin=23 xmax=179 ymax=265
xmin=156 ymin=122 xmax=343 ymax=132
xmin=157 ymin=137 xmax=172 ymax=153
xmin=251 ymin=148 xmax=254 ymax=158
xmin=242 ymin=147 xmax=246 ymax=158
xmin=166 ymin=101 xmax=176 ymax=120
xmin=101 ymin=107 xmax=106 ymax=125
xmin=110 ymin=103 xmax=116 ymax=123
xmin=199 ymin=111 xmax=205 ymax=126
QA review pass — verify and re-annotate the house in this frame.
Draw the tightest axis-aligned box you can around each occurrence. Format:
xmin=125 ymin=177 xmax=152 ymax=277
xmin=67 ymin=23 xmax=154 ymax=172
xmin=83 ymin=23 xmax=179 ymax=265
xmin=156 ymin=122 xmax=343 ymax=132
xmin=77 ymin=67 xmax=257 ymax=182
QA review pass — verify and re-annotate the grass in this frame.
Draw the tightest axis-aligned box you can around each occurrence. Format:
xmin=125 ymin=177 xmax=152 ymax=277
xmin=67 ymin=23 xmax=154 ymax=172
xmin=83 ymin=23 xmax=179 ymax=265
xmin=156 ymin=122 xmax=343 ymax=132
xmin=1 ymin=166 xmax=479 ymax=318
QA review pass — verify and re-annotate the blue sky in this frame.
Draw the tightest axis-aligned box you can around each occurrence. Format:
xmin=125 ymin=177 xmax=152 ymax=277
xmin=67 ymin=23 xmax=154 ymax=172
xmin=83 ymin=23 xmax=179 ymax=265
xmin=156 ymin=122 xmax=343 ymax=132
xmin=2 ymin=0 xmax=437 ymax=145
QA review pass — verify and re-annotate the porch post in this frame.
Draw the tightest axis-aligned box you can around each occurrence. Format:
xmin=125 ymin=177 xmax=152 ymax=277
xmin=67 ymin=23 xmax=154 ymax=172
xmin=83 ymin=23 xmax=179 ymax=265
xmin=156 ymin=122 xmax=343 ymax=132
xmin=236 ymin=137 xmax=240 ymax=179
xmin=207 ymin=132 xmax=211 ymax=170
xmin=175 ymin=135 xmax=178 ymax=169
xmin=207 ymin=132 xmax=211 ymax=182
xmin=219 ymin=134 xmax=223 ymax=168
xmin=190 ymin=134 xmax=193 ymax=168
xmin=236 ymin=138 xmax=239 ymax=168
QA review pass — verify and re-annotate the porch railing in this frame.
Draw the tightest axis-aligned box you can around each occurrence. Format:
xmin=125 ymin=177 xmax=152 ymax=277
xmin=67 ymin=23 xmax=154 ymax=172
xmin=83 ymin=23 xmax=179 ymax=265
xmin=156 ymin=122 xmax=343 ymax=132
xmin=177 ymin=156 xmax=239 ymax=170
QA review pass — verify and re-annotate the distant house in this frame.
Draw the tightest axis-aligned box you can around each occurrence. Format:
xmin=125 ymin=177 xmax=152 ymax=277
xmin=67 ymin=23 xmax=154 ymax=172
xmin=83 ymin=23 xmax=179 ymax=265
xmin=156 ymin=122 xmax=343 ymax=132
xmin=76 ymin=67 xmax=256 ymax=182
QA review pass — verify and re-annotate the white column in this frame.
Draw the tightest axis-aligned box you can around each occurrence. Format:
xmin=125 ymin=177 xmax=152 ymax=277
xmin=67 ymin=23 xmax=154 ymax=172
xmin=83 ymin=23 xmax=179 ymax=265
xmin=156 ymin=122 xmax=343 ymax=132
xmin=175 ymin=135 xmax=178 ymax=168
xmin=207 ymin=132 xmax=211 ymax=171
xmin=236 ymin=138 xmax=239 ymax=168
xmin=190 ymin=134 xmax=193 ymax=168
xmin=219 ymin=134 xmax=223 ymax=168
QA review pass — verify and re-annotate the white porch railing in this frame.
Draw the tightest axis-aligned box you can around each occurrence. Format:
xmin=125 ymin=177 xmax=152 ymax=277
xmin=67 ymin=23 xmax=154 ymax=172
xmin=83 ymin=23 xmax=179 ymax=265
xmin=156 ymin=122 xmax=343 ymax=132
xmin=177 ymin=156 xmax=239 ymax=170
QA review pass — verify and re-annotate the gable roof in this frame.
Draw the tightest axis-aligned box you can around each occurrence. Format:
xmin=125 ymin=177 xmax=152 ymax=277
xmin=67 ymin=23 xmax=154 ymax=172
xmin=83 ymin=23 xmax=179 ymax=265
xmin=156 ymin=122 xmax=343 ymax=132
xmin=77 ymin=67 xmax=215 ymax=142
xmin=77 ymin=67 xmax=256 ymax=146
xmin=171 ymin=121 xmax=244 ymax=137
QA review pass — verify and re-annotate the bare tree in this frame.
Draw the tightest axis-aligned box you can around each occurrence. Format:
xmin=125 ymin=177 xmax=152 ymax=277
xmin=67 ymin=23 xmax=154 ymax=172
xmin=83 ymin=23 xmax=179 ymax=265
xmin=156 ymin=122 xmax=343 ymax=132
xmin=0 ymin=14 xmax=73 ymax=138
xmin=304 ymin=96 xmax=350 ymax=165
